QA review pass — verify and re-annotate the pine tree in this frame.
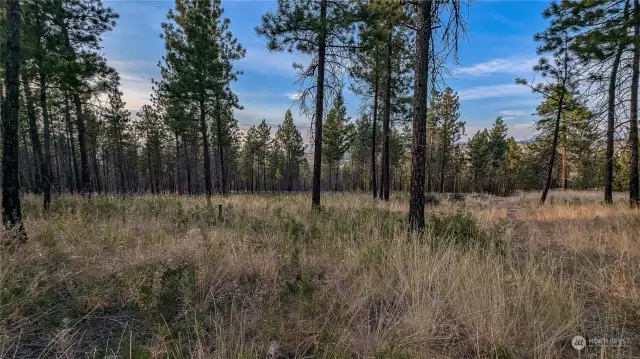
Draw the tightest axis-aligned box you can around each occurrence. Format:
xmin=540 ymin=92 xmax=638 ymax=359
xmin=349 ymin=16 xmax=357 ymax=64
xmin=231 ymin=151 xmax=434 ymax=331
xmin=431 ymin=88 xmax=465 ymax=193
xmin=257 ymin=0 xmax=357 ymax=207
xmin=322 ymin=92 xmax=353 ymax=191
xmin=158 ymin=0 xmax=244 ymax=200
xmin=104 ymin=74 xmax=131 ymax=194
xmin=2 ymin=0 xmax=26 ymax=239
xmin=54 ymin=0 xmax=119 ymax=196
xmin=276 ymin=110 xmax=306 ymax=192
xmin=468 ymin=129 xmax=490 ymax=192
xmin=561 ymin=0 xmax=632 ymax=203
xmin=517 ymin=2 xmax=580 ymax=204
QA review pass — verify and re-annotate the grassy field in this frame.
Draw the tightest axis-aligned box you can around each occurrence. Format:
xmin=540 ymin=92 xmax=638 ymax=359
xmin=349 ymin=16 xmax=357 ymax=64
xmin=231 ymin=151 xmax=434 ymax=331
xmin=1 ymin=191 xmax=639 ymax=358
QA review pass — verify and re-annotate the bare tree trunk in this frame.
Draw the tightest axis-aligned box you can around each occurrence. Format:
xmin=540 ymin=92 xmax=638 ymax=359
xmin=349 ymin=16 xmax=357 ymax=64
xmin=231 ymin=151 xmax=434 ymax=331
xmin=561 ymin=141 xmax=567 ymax=191
xmin=440 ymin=122 xmax=447 ymax=194
xmin=215 ymin=99 xmax=227 ymax=195
xmin=540 ymin=92 xmax=565 ymax=204
xmin=91 ymin=146 xmax=102 ymax=194
xmin=64 ymin=94 xmax=81 ymax=193
xmin=38 ymin=62 xmax=52 ymax=209
xmin=71 ymin=94 xmax=91 ymax=196
xmin=22 ymin=75 xmax=43 ymax=194
xmin=630 ymin=0 xmax=640 ymax=207
xmin=382 ymin=30 xmax=392 ymax=202
xmin=2 ymin=0 xmax=25 ymax=238
xmin=311 ymin=0 xmax=327 ymax=209
xmin=183 ymin=136 xmax=192 ymax=195
xmin=199 ymin=98 xmax=212 ymax=201
xmin=371 ymin=47 xmax=379 ymax=200
xmin=605 ymin=34 xmax=625 ymax=203
xmin=409 ymin=0 xmax=432 ymax=233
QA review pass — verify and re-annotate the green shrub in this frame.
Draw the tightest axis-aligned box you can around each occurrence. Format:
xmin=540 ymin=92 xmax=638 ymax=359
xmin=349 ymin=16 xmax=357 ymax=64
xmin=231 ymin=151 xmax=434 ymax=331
xmin=427 ymin=210 xmax=505 ymax=252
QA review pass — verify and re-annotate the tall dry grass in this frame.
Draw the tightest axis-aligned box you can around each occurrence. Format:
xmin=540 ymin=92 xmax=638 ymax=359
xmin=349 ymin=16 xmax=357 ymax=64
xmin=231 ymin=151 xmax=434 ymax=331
xmin=0 ymin=191 xmax=638 ymax=358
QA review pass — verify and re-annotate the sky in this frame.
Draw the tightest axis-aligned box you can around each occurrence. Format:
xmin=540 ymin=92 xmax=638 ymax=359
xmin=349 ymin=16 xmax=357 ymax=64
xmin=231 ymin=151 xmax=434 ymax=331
xmin=101 ymin=0 xmax=551 ymax=143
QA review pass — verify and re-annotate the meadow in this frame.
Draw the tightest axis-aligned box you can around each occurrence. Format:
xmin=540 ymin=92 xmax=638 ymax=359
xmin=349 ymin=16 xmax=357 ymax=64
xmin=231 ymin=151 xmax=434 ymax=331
xmin=1 ymin=191 xmax=639 ymax=358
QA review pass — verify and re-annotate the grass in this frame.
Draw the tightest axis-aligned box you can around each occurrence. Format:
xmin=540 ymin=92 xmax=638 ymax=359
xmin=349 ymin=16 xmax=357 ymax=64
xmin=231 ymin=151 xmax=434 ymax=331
xmin=0 ymin=190 xmax=639 ymax=358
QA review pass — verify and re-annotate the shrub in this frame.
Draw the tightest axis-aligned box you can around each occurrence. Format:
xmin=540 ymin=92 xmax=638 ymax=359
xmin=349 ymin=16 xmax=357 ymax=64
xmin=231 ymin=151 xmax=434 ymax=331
xmin=426 ymin=210 xmax=505 ymax=252
xmin=424 ymin=193 xmax=440 ymax=206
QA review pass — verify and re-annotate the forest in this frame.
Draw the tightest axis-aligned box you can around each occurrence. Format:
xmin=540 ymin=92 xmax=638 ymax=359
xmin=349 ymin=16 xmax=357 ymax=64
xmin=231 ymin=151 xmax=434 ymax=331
xmin=1 ymin=0 xmax=640 ymax=358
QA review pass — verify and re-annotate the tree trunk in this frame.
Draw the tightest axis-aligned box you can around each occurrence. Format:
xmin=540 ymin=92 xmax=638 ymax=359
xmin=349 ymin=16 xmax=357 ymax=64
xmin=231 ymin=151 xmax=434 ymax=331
xmin=2 ymin=0 xmax=25 ymax=238
xmin=409 ymin=0 xmax=432 ymax=233
xmin=22 ymin=131 xmax=35 ymax=192
xmin=199 ymin=99 xmax=212 ymax=200
xmin=91 ymin=145 xmax=102 ymax=194
xmin=540 ymin=91 xmax=565 ymax=204
xmin=38 ymin=63 xmax=52 ymax=210
xmin=64 ymin=94 xmax=81 ymax=193
xmin=605 ymin=28 xmax=625 ymax=203
xmin=630 ymin=0 xmax=640 ymax=207
xmin=382 ymin=30 xmax=392 ymax=202
xmin=22 ymin=75 xmax=43 ymax=194
xmin=175 ymin=132 xmax=182 ymax=195
xmin=371 ymin=47 xmax=379 ymax=200
xmin=440 ymin=123 xmax=447 ymax=194
xmin=215 ymin=100 xmax=227 ymax=195
xmin=183 ymin=136 xmax=192 ymax=195
xmin=561 ymin=141 xmax=567 ymax=191
xmin=147 ymin=138 xmax=155 ymax=194
xmin=71 ymin=94 xmax=91 ymax=195
xmin=427 ymin=129 xmax=433 ymax=192
xmin=311 ymin=0 xmax=327 ymax=209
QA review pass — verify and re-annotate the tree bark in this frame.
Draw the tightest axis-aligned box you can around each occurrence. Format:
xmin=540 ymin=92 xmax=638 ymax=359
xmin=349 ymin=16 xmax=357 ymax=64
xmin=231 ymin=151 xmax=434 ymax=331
xmin=71 ymin=94 xmax=91 ymax=195
xmin=371 ymin=47 xmax=379 ymax=200
xmin=199 ymin=98 xmax=212 ymax=200
xmin=311 ymin=0 xmax=327 ymax=209
xmin=605 ymin=35 xmax=625 ymax=204
xmin=440 ymin=121 xmax=448 ymax=193
xmin=215 ymin=100 xmax=227 ymax=195
xmin=2 ymin=0 xmax=25 ymax=238
xmin=382 ymin=29 xmax=392 ymax=201
xmin=630 ymin=0 xmax=640 ymax=207
xmin=540 ymin=90 xmax=566 ymax=204
xmin=561 ymin=141 xmax=567 ymax=191
xmin=37 ymin=35 xmax=52 ymax=209
xmin=409 ymin=0 xmax=432 ymax=233
xmin=183 ymin=136 xmax=192 ymax=195
xmin=22 ymin=75 xmax=44 ymax=194
xmin=64 ymin=94 xmax=81 ymax=193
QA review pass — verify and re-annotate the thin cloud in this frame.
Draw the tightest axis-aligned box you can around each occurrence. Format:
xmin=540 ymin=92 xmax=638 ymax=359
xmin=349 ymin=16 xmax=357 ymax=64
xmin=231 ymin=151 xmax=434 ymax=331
xmin=285 ymin=92 xmax=302 ymax=100
xmin=500 ymin=110 xmax=530 ymax=116
xmin=458 ymin=84 xmax=531 ymax=101
xmin=454 ymin=56 xmax=538 ymax=77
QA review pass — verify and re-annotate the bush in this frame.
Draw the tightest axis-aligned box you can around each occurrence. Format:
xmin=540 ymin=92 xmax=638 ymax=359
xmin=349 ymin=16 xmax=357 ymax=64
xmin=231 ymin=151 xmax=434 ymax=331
xmin=425 ymin=193 xmax=440 ymax=206
xmin=427 ymin=210 xmax=505 ymax=252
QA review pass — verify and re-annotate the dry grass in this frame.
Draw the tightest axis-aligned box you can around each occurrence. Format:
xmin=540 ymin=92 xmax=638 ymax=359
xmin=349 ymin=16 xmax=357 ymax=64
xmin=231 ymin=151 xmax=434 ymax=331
xmin=0 ymin=191 xmax=639 ymax=358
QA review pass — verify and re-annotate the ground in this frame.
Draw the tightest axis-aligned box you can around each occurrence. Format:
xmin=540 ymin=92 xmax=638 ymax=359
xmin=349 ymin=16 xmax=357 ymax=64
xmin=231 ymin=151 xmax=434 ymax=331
xmin=1 ymin=191 xmax=639 ymax=358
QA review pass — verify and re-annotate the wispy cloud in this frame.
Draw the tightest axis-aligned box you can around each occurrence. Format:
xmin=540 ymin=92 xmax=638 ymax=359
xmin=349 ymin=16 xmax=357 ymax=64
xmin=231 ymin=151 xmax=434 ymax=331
xmin=500 ymin=110 xmax=530 ymax=116
xmin=453 ymin=56 xmax=538 ymax=77
xmin=107 ymin=59 xmax=157 ymax=111
xmin=458 ymin=84 xmax=531 ymax=101
xmin=285 ymin=92 xmax=302 ymax=100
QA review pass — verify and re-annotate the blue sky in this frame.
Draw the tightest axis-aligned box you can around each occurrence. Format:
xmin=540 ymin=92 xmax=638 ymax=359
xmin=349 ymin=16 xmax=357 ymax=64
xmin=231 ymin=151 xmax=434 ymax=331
xmin=101 ymin=0 xmax=550 ymax=141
